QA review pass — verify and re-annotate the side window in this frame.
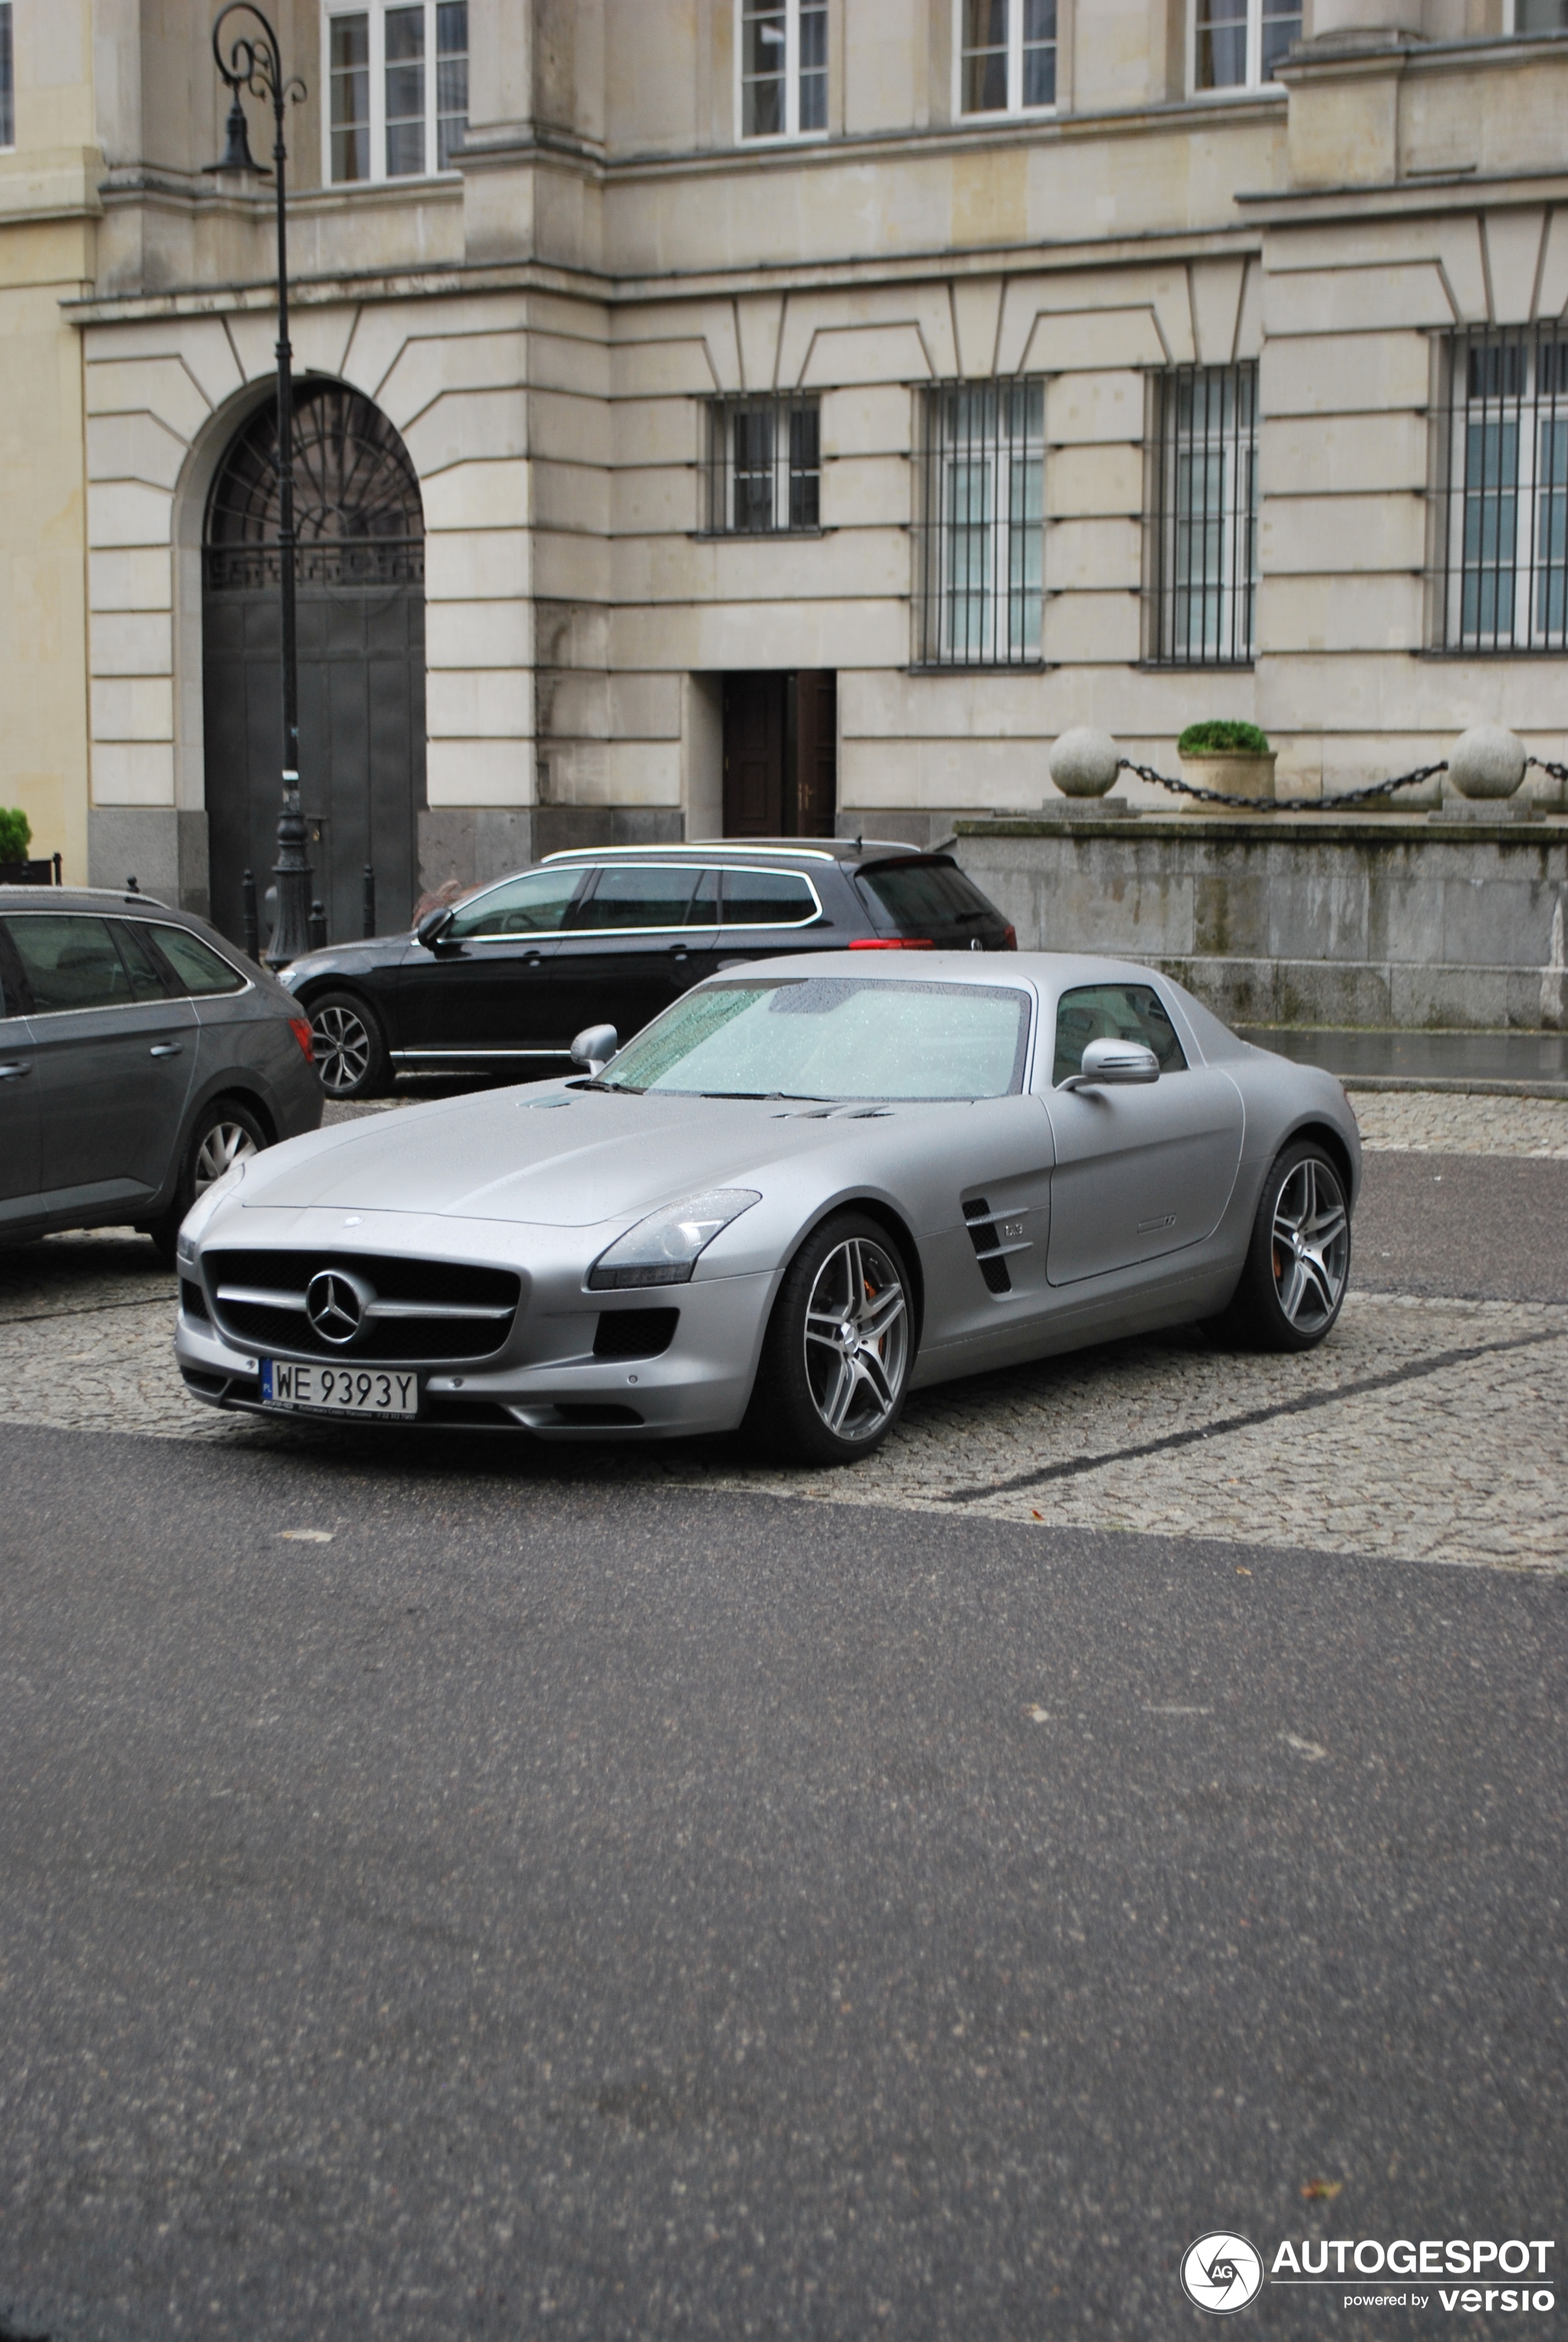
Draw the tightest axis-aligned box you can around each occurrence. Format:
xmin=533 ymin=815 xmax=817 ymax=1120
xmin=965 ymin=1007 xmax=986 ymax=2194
xmin=570 ymin=867 xmax=702 ymax=931
xmin=444 ymin=868 xmax=585 ymax=941
xmin=720 ymin=869 xmax=820 ymax=927
xmin=148 ymin=924 xmax=246 ymax=996
xmin=114 ymin=921 xmax=177 ymax=1001
xmin=4 ymin=915 xmax=133 ymax=1014
xmin=1053 ymin=984 xmax=1188 ymax=1086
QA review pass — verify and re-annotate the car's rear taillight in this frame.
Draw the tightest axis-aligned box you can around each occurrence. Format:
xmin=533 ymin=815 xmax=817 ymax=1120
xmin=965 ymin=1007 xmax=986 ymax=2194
xmin=848 ymin=937 xmax=935 ymax=951
xmin=1002 ymin=923 xmax=1017 ymax=950
xmin=288 ymin=1016 xmax=315 ymax=1063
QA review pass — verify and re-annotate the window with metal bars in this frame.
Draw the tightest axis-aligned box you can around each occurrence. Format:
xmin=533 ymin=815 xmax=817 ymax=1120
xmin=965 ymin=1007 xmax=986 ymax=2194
xmin=705 ymin=397 xmax=821 ymax=535
xmin=1147 ymin=364 xmax=1257 ymax=668
xmin=1431 ymin=328 xmax=1568 ymax=655
xmin=916 ymin=381 xmax=1045 ymax=669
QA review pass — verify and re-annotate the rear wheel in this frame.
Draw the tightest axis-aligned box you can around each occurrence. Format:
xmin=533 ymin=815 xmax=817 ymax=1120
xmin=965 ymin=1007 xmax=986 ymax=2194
xmin=307 ymin=989 xmax=390 ymax=1101
xmin=1222 ymin=1139 xmax=1351 ymax=1351
xmin=746 ymin=1211 xmax=914 ymax=1464
xmin=145 ymin=1099 xmax=267 ymax=1262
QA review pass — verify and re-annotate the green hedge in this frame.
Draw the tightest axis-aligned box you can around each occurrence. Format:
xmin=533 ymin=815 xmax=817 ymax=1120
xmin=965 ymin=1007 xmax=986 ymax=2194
xmin=0 ymin=807 xmax=32 ymax=863
xmin=1177 ymin=720 xmax=1271 ymax=757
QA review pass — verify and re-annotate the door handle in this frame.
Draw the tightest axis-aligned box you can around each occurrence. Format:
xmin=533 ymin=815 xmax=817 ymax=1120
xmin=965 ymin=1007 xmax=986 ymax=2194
xmin=669 ymin=946 xmax=689 ymax=961
xmin=0 ymin=1060 xmax=32 ymax=1078
xmin=149 ymin=1043 xmax=183 ymax=1058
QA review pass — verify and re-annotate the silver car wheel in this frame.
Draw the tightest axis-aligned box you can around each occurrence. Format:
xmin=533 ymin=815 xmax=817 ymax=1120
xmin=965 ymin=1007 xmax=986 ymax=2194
xmin=1270 ymin=1156 xmax=1348 ymax=1333
xmin=193 ymin=1118 xmax=260 ymax=1193
xmin=312 ymin=1003 xmax=373 ymax=1095
xmin=802 ymin=1234 xmax=909 ymax=1443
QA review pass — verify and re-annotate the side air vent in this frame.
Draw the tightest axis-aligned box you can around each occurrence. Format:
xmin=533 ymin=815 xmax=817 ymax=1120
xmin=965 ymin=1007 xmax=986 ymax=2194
xmin=962 ymin=1194 xmax=1036 ymax=1297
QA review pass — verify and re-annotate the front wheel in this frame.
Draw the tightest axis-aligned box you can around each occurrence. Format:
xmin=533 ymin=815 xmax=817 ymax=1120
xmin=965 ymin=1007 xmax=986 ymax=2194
xmin=306 ymin=989 xmax=390 ymax=1100
xmin=1223 ymin=1138 xmax=1351 ymax=1352
xmin=746 ymin=1211 xmax=914 ymax=1465
xmin=146 ymin=1099 xmax=268 ymax=1262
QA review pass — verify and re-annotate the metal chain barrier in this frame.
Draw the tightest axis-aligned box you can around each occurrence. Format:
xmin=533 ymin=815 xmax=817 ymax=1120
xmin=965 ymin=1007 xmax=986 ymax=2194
xmin=1527 ymin=754 xmax=1568 ymax=787
xmin=1117 ymin=757 xmax=1452 ymax=814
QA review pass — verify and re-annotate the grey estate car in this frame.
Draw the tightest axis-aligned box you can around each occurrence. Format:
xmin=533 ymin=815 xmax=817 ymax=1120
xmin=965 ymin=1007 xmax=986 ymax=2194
xmin=0 ymin=886 xmax=322 ymax=1257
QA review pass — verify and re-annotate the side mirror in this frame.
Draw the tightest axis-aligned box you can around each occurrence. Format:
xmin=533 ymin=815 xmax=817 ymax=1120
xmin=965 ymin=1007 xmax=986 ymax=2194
xmin=1061 ymin=1036 xmax=1160 ymax=1091
xmin=415 ymin=906 xmax=453 ymax=948
xmin=570 ymin=1023 xmax=619 ymax=1077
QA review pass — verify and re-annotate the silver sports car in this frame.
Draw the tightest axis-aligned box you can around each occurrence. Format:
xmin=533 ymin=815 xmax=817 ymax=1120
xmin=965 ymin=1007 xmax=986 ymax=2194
xmin=173 ymin=953 xmax=1360 ymax=1464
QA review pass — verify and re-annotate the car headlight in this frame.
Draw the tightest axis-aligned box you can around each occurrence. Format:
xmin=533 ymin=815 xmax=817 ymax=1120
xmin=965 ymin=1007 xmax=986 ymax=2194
xmin=177 ymin=1155 xmax=249 ymax=1252
xmin=587 ymin=1188 xmax=760 ymax=1290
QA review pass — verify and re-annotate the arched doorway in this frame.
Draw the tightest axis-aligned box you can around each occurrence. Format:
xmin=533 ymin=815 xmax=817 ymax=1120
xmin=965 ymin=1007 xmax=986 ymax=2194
xmin=202 ymin=380 xmax=426 ymax=948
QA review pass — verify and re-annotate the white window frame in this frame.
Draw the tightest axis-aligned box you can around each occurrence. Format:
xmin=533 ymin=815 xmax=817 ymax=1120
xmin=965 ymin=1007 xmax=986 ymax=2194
xmin=735 ymin=0 xmax=829 ymax=144
xmin=954 ymin=0 xmax=1058 ymax=120
xmin=1188 ymin=0 xmax=1301 ymax=97
xmin=320 ymin=0 xmax=467 ymax=186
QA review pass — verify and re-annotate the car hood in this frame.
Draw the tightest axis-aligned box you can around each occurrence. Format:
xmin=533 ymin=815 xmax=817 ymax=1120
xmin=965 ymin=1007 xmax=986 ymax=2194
xmin=240 ymin=1085 xmax=921 ymax=1226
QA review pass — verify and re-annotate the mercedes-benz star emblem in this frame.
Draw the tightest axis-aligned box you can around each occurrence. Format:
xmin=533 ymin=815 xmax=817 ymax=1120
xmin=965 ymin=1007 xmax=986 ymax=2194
xmin=305 ymin=1267 xmax=375 ymax=1348
xmin=1180 ymin=2233 xmax=1264 ymax=2315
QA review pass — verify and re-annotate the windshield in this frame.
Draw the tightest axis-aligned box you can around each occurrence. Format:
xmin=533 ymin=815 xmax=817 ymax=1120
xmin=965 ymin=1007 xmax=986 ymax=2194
xmin=598 ymin=977 xmax=1033 ymax=1101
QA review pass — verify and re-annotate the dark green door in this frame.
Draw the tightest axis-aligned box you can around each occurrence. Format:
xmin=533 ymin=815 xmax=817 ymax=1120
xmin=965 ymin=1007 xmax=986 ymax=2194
xmin=201 ymin=381 xmax=426 ymax=951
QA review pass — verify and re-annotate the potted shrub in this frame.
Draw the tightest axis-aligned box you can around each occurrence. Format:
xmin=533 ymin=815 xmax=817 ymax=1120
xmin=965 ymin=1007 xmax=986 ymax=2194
xmin=1176 ymin=720 xmax=1276 ymax=814
xmin=0 ymin=805 xmax=41 ymax=882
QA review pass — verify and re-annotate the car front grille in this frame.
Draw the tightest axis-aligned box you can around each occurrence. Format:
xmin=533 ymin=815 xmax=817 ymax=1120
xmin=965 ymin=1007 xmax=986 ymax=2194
xmin=204 ymin=1248 xmax=521 ymax=1363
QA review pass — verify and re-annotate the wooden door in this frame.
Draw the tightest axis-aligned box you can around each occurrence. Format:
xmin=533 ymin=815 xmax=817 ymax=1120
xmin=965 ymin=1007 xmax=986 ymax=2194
xmin=794 ymin=669 xmax=837 ymax=837
xmin=722 ymin=673 xmax=785 ymax=836
xmin=722 ymin=671 xmax=836 ymax=838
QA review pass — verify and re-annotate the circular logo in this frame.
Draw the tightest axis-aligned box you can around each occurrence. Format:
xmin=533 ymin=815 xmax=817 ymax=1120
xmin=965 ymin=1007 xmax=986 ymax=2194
xmin=1181 ymin=2233 xmax=1264 ymax=2316
xmin=305 ymin=1267 xmax=374 ymax=1348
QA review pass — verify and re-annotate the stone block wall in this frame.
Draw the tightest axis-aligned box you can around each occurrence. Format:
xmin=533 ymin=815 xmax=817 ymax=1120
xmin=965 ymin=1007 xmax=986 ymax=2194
xmin=953 ymin=814 xmax=1568 ymax=1031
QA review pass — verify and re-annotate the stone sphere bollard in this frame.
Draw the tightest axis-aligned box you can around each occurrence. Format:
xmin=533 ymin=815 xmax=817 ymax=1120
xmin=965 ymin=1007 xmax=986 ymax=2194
xmin=1448 ymin=723 xmax=1527 ymax=800
xmin=1049 ymin=727 xmax=1121 ymax=799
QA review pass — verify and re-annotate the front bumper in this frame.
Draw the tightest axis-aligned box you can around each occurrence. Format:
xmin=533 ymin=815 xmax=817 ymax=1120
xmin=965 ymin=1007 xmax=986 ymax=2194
xmin=174 ymin=1207 xmax=780 ymax=1440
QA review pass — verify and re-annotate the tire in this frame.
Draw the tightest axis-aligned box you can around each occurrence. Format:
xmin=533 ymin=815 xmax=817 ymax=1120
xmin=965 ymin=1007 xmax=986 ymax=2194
xmin=146 ymin=1098 xmax=269 ymax=1262
xmin=746 ymin=1211 xmax=915 ymax=1465
xmin=306 ymin=989 xmax=390 ymax=1101
xmin=1221 ymin=1138 xmax=1351 ymax=1352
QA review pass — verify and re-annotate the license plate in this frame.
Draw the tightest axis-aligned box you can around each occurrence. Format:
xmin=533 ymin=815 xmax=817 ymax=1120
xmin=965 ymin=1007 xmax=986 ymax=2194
xmin=260 ymin=1361 xmax=420 ymax=1417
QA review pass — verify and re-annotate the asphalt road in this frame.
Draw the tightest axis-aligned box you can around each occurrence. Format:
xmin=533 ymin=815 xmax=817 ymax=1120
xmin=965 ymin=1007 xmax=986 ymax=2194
xmin=1355 ymin=1151 xmax=1568 ymax=1302
xmin=1 ymin=1422 xmax=1564 ymax=2342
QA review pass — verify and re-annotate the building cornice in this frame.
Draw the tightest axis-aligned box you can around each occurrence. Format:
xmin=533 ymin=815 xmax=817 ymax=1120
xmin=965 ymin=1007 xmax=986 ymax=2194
xmin=1235 ymin=165 xmax=1568 ymax=222
xmin=62 ymin=209 xmax=1276 ymax=328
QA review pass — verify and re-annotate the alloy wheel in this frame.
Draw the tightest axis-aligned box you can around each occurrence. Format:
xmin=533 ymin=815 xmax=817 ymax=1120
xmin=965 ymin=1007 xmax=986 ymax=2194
xmin=193 ymin=1119 xmax=260 ymax=1193
xmin=801 ymin=1234 xmax=909 ymax=1443
xmin=312 ymin=1003 xmax=373 ymax=1094
xmin=1270 ymin=1156 xmax=1348 ymax=1333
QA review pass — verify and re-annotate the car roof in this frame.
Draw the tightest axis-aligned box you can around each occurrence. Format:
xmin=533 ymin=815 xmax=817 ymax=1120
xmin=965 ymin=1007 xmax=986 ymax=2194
xmin=698 ymin=949 xmax=1168 ymax=990
xmin=539 ymin=840 xmax=927 ymax=868
xmin=0 ymin=885 xmax=172 ymax=912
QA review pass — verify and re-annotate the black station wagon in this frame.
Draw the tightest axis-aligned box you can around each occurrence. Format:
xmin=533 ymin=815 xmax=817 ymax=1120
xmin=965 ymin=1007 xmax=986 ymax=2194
xmin=278 ymin=841 xmax=1017 ymax=1099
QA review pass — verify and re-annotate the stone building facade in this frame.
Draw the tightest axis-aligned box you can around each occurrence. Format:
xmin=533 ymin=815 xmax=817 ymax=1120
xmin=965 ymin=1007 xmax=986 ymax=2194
xmin=1 ymin=0 xmax=1566 ymax=933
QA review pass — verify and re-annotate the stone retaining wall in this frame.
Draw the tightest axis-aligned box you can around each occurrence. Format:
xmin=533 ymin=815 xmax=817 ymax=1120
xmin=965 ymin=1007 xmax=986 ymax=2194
xmin=951 ymin=814 xmax=1568 ymax=1032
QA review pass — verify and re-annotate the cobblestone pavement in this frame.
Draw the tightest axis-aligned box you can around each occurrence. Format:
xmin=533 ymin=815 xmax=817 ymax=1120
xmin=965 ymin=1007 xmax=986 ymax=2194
xmin=3 ymin=1086 xmax=1564 ymax=1577
xmin=1348 ymin=1086 xmax=1568 ymax=1155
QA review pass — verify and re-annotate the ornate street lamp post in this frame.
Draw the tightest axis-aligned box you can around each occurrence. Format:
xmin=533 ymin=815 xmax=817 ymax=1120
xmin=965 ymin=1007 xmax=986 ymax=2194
xmin=210 ymin=4 xmax=311 ymax=966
